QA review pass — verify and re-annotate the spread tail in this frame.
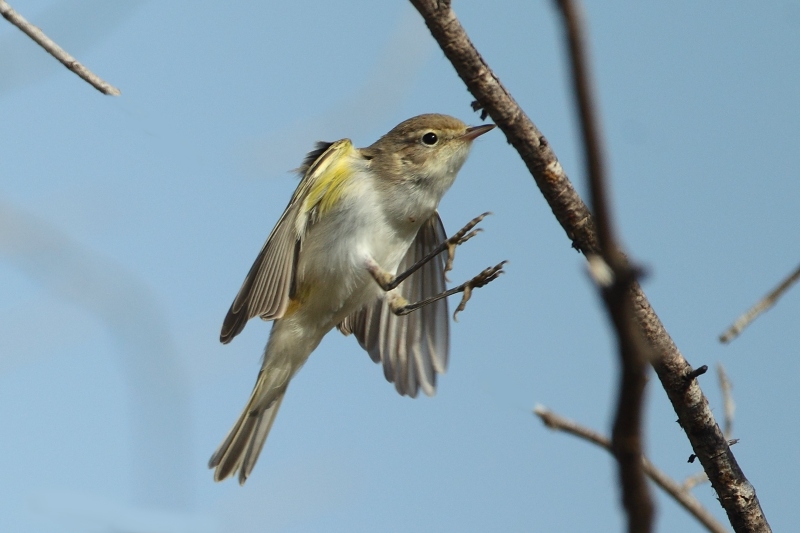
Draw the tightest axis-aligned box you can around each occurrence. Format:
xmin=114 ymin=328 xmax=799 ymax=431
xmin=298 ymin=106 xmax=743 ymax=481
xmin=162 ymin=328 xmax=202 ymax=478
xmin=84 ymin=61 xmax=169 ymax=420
xmin=209 ymin=371 xmax=288 ymax=485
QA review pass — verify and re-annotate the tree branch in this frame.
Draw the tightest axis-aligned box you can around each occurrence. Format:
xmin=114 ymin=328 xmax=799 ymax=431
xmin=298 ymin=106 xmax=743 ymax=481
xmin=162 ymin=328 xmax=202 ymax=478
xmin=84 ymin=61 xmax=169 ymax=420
xmin=0 ymin=0 xmax=120 ymax=96
xmin=408 ymin=1 xmax=770 ymax=530
xmin=554 ymin=1 xmax=652 ymax=531
xmin=719 ymin=262 xmax=800 ymax=343
xmin=534 ymin=406 xmax=729 ymax=533
xmin=684 ymin=364 xmax=736 ymax=490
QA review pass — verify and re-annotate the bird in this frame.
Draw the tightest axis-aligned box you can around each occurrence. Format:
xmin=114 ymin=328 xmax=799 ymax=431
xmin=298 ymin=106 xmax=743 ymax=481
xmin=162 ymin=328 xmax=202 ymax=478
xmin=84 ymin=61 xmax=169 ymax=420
xmin=209 ymin=113 xmax=501 ymax=484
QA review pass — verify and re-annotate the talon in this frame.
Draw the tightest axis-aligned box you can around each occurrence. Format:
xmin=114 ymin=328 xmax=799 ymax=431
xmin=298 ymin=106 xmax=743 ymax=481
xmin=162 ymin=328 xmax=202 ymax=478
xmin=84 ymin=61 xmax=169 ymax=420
xmin=446 ymin=229 xmax=483 ymax=274
xmin=447 ymin=212 xmax=490 ymax=245
xmin=471 ymin=261 xmax=507 ymax=288
xmin=452 ymin=260 xmax=507 ymax=320
xmin=445 ymin=242 xmax=457 ymax=277
xmin=459 ymin=228 xmax=483 ymax=245
xmin=443 ymin=212 xmax=492 ymax=275
xmin=453 ymin=285 xmax=473 ymax=322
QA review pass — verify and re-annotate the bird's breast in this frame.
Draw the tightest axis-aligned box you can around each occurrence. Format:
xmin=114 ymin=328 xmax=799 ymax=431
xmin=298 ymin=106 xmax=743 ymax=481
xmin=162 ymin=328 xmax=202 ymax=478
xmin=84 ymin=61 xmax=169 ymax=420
xmin=291 ymin=178 xmax=420 ymax=330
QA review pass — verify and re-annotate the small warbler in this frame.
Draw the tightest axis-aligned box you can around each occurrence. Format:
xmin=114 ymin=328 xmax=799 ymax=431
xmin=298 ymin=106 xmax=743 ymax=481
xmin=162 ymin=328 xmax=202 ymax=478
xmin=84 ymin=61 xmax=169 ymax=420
xmin=210 ymin=114 xmax=501 ymax=484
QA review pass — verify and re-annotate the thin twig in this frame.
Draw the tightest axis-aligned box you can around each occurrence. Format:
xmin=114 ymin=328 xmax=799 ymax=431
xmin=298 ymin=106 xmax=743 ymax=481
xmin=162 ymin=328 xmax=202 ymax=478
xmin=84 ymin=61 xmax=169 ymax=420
xmin=718 ymin=363 xmax=735 ymax=439
xmin=683 ymin=470 xmax=709 ymax=491
xmin=534 ymin=406 xmax=729 ymax=533
xmin=409 ymin=1 xmax=770 ymax=531
xmin=0 ymin=0 xmax=120 ymax=96
xmin=554 ymin=1 xmax=652 ymax=531
xmin=719 ymin=263 xmax=800 ymax=343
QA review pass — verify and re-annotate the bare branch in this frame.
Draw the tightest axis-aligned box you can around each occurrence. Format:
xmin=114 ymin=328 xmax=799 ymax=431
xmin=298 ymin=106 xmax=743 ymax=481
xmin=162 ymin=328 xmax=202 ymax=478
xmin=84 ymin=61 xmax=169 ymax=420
xmin=0 ymin=0 xmax=120 ymax=96
xmin=719 ymin=262 xmax=800 ymax=343
xmin=409 ymin=1 xmax=770 ymax=530
xmin=534 ymin=406 xmax=729 ymax=533
xmin=554 ymin=1 xmax=652 ymax=531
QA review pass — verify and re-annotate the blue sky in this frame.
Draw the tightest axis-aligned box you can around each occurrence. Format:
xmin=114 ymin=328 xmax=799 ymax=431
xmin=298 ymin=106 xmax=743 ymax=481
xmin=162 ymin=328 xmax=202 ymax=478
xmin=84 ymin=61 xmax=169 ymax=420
xmin=1 ymin=1 xmax=799 ymax=531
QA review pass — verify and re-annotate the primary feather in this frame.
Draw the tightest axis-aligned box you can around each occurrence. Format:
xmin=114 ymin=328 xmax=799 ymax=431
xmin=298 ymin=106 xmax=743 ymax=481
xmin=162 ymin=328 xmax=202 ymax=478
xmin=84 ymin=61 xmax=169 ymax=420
xmin=220 ymin=140 xmax=357 ymax=343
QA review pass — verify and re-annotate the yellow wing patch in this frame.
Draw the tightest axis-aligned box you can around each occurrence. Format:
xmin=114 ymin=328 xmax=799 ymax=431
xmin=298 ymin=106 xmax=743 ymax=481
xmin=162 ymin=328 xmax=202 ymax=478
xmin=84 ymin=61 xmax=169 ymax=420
xmin=302 ymin=139 xmax=357 ymax=219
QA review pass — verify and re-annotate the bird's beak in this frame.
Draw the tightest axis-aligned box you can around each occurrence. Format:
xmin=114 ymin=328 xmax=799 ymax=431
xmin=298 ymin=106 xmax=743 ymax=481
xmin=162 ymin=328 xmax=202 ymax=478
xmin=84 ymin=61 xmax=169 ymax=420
xmin=461 ymin=123 xmax=496 ymax=141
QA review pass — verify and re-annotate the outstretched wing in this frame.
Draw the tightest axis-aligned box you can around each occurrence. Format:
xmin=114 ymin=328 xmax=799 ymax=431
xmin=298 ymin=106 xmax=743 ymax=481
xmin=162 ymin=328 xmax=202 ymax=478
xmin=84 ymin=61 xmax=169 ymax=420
xmin=338 ymin=212 xmax=449 ymax=397
xmin=220 ymin=140 xmax=351 ymax=344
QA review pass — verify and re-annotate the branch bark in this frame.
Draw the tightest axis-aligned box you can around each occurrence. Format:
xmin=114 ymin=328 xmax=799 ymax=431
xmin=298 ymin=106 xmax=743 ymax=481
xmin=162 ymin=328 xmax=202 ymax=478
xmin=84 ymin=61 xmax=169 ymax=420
xmin=0 ymin=0 xmax=120 ymax=96
xmin=408 ymin=1 xmax=770 ymax=531
xmin=535 ymin=406 xmax=729 ymax=533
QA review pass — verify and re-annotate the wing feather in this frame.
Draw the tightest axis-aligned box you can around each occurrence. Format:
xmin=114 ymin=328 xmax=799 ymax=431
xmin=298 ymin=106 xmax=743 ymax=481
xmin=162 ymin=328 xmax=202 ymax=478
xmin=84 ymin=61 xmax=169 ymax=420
xmin=221 ymin=140 xmax=353 ymax=344
xmin=338 ymin=212 xmax=450 ymax=397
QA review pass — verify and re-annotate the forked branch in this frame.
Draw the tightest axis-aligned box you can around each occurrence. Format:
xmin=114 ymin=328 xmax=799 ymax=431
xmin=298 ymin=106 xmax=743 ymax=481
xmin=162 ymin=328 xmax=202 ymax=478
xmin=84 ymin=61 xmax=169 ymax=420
xmin=534 ymin=406 xmax=728 ymax=533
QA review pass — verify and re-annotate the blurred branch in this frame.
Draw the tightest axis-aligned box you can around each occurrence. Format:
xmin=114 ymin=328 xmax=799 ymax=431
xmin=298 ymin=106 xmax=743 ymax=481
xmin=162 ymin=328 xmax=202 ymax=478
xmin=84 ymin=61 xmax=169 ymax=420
xmin=719 ymin=263 xmax=800 ymax=343
xmin=718 ymin=363 xmax=735 ymax=438
xmin=0 ymin=200 xmax=190 ymax=508
xmin=534 ymin=406 xmax=729 ymax=533
xmin=554 ymin=1 xmax=652 ymax=531
xmin=0 ymin=0 xmax=120 ymax=95
xmin=683 ymin=470 xmax=710 ymax=492
xmin=408 ymin=0 xmax=770 ymax=531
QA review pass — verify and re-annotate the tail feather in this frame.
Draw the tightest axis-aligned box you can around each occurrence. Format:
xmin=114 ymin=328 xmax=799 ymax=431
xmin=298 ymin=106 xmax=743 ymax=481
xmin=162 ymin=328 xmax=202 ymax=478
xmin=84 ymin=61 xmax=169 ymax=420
xmin=240 ymin=395 xmax=285 ymax=481
xmin=211 ymin=317 xmax=318 ymax=484
xmin=209 ymin=381 xmax=287 ymax=485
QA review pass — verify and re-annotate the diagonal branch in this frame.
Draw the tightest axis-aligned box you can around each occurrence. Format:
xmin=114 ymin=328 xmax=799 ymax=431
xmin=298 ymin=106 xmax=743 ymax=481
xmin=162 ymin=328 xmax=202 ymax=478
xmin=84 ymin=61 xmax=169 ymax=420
xmin=719 ymin=262 xmax=800 ymax=343
xmin=408 ymin=1 xmax=770 ymax=531
xmin=554 ymin=1 xmax=652 ymax=531
xmin=684 ymin=363 xmax=737 ymax=490
xmin=0 ymin=0 xmax=120 ymax=96
xmin=534 ymin=406 xmax=729 ymax=533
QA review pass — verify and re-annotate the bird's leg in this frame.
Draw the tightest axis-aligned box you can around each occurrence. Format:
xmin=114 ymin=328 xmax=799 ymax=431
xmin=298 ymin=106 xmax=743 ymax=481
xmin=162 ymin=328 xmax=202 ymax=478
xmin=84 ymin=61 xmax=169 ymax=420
xmin=440 ymin=211 xmax=492 ymax=279
xmin=366 ymin=211 xmax=506 ymax=319
xmin=393 ymin=261 xmax=507 ymax=321
xmin=368 ymin=212 xmax=491 ymax=292
xmin=367 ymin=255 xmax=507 ymax=322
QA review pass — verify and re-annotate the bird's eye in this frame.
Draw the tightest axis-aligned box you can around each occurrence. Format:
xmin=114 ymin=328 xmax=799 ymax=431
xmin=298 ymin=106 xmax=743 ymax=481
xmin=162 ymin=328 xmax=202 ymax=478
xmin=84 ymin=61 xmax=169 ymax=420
xmin=422 ymin=132 xmax=438 ymax=145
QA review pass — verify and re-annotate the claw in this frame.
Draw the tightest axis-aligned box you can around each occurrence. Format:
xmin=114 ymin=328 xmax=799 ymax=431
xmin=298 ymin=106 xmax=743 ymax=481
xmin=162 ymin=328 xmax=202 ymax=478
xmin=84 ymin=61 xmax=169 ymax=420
xmin=369 ymin=211 xmax=503 ymax=318
xmin=444 ymin=212 xmax=492 ymax=277
xmin=453 ymin=260 xmax=507 ymax=321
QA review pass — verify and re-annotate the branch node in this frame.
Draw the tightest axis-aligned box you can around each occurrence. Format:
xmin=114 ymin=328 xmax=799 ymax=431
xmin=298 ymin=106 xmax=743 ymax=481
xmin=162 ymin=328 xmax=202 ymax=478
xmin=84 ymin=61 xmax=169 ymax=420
xmin=684 ymin=365 xmax=709 ymax=383
xmin=470 ymin=100 xmax=489 ymax=120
